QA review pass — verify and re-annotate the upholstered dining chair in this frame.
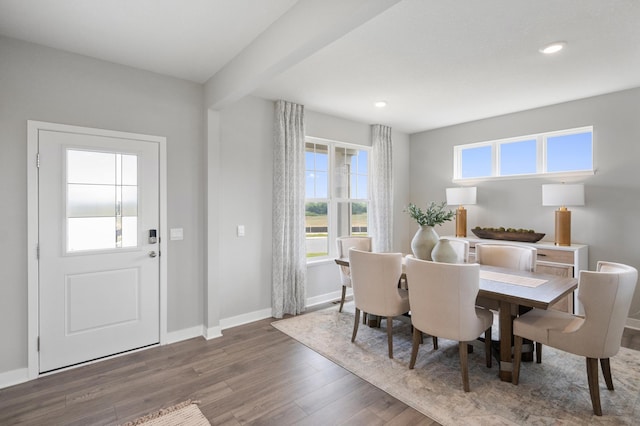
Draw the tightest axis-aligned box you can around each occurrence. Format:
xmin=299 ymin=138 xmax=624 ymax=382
xmin=336 ymin=236 xmax=372 ymax=312
xmin=474 ymin=243 xmax=540 ymax=358
xmin=444 ymin=238 xmax=470 ymax=263
xmin=405 ymin=256 xmax=493 ymax=392
xmin=348 ymin=249 xmax=410 ymax=358
xmin=475 ymin=243 xmax=537 ymax=272
xmin=512 ymin=261 xmax=638 ymax=416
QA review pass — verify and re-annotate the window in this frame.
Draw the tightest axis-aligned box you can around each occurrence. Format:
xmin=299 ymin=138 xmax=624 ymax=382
xmin=66 ymin=149 xmax=138 ymax=252
xmin=305 ymin=138 xmax=369 ymax=259
xmin=454 ymin=126 xmax=593 ymax=180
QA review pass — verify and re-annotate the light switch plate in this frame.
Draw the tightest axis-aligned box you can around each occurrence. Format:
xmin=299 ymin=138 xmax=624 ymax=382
xmin=170 ymin=228 xmax=184 ymax=240
xmin=237 ymin=225 xmax=245 ymax=237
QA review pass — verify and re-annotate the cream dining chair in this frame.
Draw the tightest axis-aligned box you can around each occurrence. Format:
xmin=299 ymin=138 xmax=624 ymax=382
xmin=444 ymin=237 xmax=470 ymax=263
xmin=512 ymin=261 xmax=638 ymax=416
xmin=405 ymin=256 xmax=493 ymax=392
xmin=474 ymin=243 xmax=540 ymax=359
xmin=348 ymin=249 xmax=410 ymax=358
xmin=336 ymin=236 xmax=372 ymax=312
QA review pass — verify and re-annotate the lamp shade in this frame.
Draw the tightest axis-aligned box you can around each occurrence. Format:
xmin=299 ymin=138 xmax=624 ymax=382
xmin=542 ymin=184 xmax=585 ymax=207
xmin=446 ymin=187 xmax=477 ymax=206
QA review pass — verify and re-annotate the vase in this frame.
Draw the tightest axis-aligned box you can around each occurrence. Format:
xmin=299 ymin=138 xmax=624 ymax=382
xmin=431 ymin=238 xmax=461 ymax=263
xmin=411 ymin=225 xmax=439 ymax=260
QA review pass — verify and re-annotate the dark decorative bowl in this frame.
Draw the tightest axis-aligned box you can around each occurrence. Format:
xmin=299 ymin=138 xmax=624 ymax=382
xmin=471 ymin=228 xmax=545 ymax=243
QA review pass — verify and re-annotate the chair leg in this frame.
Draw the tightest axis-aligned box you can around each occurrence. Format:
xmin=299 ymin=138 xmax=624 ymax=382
xmin=386 ymin=316 xmax=394 ymax=358
xmin=409 ymin=327 xmax=421 ymax=369
xmin=339 ymin=285 xmax=347 ymax=312
xmin=484 ymin=326 xmax=492 ymax=368
xmin=600 ymin=358 xmax=614 ymax=390
xmin=459 ymin=341 xmax=470 ymax=392
xmin=432 ymin=336 xmax=438 ymax=350
xmin=362 ymin=312 xmax=367 ymax=325
xmin=512 ymin=335 xmax=523 ymax=385
xmin=586 ymin=357 xmax=603 ymax=416
xmin=536 ymin=342 xmax=542 ymax=364
xmin=351 ymin=308 xmax=360 ymax=343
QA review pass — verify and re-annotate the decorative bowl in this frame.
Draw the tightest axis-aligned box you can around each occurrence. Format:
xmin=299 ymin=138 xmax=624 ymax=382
xmin=471 ymin=228 xmax=545 ymax=243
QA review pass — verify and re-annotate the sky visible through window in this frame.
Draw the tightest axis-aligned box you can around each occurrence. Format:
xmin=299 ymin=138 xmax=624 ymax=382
xmin=460 ymin=130 xmax=592 ymax=178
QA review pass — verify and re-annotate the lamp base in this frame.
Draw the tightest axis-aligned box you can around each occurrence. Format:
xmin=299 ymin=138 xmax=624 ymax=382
xmin=555 ymin=208 xmax=571 ymax=246
xmin=455 ymin=207 xmax=467 ymax=238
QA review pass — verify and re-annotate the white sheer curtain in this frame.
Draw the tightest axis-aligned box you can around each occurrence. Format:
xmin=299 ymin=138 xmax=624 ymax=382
xmin=272 ymin=100 xmax=307 ymax=318
xmin=370 ymin=124 xmax=393 ymax=252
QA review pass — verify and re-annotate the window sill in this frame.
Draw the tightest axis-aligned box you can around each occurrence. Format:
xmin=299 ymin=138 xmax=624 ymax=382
xmin=306 ymin=257 xmax=335 ymax=267
xmin=453 ymin=169 xmax=595 ymax=184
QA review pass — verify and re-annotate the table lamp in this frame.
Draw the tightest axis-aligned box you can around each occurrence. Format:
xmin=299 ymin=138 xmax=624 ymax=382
xmin=542 ymin=183 xmax=584 ymax=246
xmin=446 ymin=187 xmax=477 ymax=238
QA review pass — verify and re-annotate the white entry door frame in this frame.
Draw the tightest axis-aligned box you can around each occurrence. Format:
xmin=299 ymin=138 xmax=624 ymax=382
xmin=27 ymin=120 xmax=168 ymax=379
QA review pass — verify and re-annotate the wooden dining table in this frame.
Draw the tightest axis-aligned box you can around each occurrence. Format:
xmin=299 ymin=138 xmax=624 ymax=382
xmin=334 ymin=257 xmax=578 ymax=382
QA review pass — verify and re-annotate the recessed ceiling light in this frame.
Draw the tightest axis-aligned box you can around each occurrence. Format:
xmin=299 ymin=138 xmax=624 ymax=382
xmin=539 ymin=41 xmax=567 ymax=54
xmin=374 ymin=100 xmax=387 ymax=108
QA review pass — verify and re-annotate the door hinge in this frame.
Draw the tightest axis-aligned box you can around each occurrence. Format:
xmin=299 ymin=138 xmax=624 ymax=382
xmin=36 ymin=153 xmax=40 ymax=168
xmin=37 ymin=337 xmax=40 ymax=352
xmin=36 ymin=244 xmax=40 ymax=260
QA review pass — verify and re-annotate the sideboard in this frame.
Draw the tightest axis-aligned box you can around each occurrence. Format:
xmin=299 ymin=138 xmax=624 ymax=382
xmin=446 ymin=236 xmax=588 ymax=314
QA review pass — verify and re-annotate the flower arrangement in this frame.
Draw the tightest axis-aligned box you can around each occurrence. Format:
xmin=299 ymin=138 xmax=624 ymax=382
xmin=405 ymin=201 xmax=455 ymax=227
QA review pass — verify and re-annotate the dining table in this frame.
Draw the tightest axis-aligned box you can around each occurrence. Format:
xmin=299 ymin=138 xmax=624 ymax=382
xmin=334 ymin=257 xmax=578 ymax=382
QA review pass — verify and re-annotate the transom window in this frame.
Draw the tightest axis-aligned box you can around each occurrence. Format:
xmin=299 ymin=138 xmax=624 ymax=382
xmin=305 ymin=138 xmax=369 ymax=259
xmin=454 ymin=126 xmax=593 ymax=181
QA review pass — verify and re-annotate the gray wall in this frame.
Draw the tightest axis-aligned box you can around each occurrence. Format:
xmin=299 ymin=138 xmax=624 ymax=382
xmin=0 ymin=36 xmax=205 ymax=374
xmin=213 ymin=101 xmax=411 ymax=313
xmin=409 ymin=87 xmax=640 ymax=320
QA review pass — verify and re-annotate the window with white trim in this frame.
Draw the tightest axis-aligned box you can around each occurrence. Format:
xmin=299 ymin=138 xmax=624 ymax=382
xmin=305 ymin=138 xmax=369 ymax=259
xmin=454 ymin=126 xmax=593 ymax=180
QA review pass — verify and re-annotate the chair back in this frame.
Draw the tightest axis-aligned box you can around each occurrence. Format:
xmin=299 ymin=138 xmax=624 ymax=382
xmin=567 ymin=262 xmax=638 ymax=358
xmin=445 ymin=238 xmax=470 ymax=263
xmin=336 ymin=236 xmax=372 ymax=286
xmin=348 ymin=249 xmax=405 ymax=317
xmin=405 ymin=256 xmax=484 ymax=342
xmin=475 ymin=243 xmax=537 ymax=272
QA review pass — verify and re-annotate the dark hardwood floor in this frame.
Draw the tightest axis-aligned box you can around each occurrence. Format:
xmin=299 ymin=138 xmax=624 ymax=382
xmin=1 ymin=304 xmax=639 ymax=425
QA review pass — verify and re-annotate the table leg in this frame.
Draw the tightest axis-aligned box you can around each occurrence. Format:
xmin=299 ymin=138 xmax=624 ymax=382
xmin=498 ymin=300 xmax=513 ymax=382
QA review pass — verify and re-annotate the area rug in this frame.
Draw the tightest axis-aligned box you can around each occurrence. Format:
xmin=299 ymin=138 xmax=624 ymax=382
xmin=119 ymin=400 xmax=209 ymax=426
xmin=272 ymin=303 xmax=640 ymax=425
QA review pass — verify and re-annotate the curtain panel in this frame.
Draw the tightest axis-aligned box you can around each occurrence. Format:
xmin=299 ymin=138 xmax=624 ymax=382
xmin=272 ymin=100 xmax=307 ymax=318
xmin=370 ymin=124 xmax=393 ymax=252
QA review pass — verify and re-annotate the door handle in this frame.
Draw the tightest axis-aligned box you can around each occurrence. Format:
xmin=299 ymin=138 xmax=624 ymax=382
xmin=149 ymin=251 xmax=158 ymax=258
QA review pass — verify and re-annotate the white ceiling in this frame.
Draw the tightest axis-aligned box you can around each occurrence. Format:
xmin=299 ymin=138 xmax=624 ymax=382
xmin=2 ymin=0 xmax=639 ymax=134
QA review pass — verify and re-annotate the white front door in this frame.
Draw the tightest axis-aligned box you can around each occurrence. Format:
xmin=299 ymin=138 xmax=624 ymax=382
xmin=37 ymin=129 xmax=161 ymax=373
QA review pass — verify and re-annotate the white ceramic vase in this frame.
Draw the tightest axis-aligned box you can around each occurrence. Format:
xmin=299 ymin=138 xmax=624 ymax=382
xmin=431 ymin=238 xmax=461 ymax=263
xmin=411 ymin=225 xmax=439 ymax=260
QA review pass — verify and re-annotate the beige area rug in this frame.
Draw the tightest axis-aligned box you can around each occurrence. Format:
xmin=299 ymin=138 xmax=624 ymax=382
xmin=119 ymin=400 xmax=209 ymax=426
xmin=272 ymin=303 xmax=640 ymax=425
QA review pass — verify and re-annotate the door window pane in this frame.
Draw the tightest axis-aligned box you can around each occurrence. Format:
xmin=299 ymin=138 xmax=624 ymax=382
xmin=500 ymin=139 xmax=537 ymax=175
xmin=66 ymin=149 xmax=138 ymax=252
xmin=68 ymin=217 xmax=117 ymax=251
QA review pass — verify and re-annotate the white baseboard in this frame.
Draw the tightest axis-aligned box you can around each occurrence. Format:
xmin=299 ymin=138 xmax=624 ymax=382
xmin=626 ymin=317 xmax=640 ymax=330
xmin=203 ymin=325 xmax=223 ymax=340
xmin=306 ymin=289 xmax=349 ymax=308
xmin=219 ymin=308 xmax=273 ymax=330
xmin=165 ymin=325 xmax=204 ymax=345
xmin=0 ymin=368 xmax=29 ymax=390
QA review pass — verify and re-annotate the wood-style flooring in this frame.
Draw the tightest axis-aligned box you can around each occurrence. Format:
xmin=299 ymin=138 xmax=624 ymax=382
xmin=1 ymin=303 xmax=639 ymax=425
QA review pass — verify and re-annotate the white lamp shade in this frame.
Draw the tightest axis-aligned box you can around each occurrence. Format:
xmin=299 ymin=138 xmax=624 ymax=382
xmin=446 ymin=187 xmax=477 ymax=206
xmin=542 ymin=184 xmax=585 ymax=206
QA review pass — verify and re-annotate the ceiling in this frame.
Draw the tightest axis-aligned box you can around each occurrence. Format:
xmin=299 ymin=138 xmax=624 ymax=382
xmin=1 ymin=0 xmax=639 ymax=134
